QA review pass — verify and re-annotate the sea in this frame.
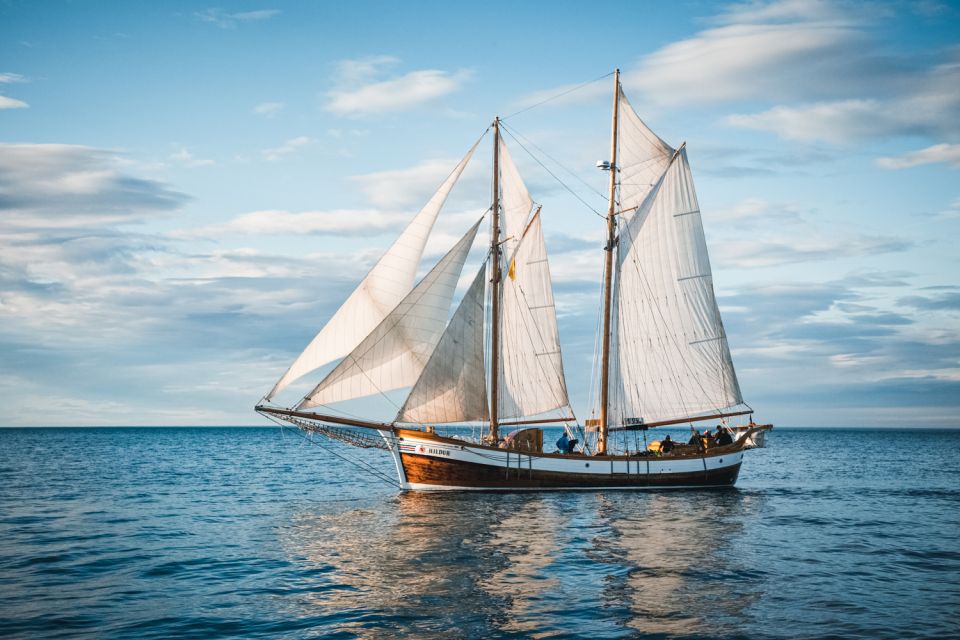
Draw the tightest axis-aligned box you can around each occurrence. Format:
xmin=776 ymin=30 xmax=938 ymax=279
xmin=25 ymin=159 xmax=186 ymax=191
xmin=0 ymin=427 xmax=957 ymax=640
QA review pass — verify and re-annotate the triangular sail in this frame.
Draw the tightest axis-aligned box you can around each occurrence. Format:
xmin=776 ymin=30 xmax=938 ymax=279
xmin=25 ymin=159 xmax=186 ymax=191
xmin=267 ymin=140 xmax=480 ymax=400
xmin=498 ymin=211 xmax=571 ymax=419
xmin=298 ymin=219 xmax=481 ymax=409
xmin=617 ymin=90 xmax=674 ymax=227
xmin=498 ymin=138 xmax=535 ymax=260
xmin=396 ymin=264 xmax=489 ymax=424
xmin=611 ymin=147 xmax=742 ymax=425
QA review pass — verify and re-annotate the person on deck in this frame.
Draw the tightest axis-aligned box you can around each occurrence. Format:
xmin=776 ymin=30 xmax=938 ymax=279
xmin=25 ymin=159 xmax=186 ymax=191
xmin=715 ymin=425 xmax=733 ymax=446
xmin=702 ymin=429 xmax=716 ymax=448
xmin=556 ymin=432 xmax=570 ymax=454
xmin=660 ymin=434 xmax=675 ymax=455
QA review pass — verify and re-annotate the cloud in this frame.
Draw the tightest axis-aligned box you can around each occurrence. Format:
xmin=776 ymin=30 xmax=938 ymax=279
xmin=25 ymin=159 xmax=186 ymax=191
xmin=326 ymin=57 xmax=471 ymax=116
xmin=170 ymin=146 xmax=215 ymax=167
xmin=877 ymin=143 xmax=960 ymax=169
xmin=898 ymin=291 xmax=960 ymax=311
xmin=0 ymin=143 xmax=188 ymax=226
xmin=515 ymin=1 xmax=959 ymax=144
xmin=194 ymin=8 xmax=280 ymax=28
xmin=0 ymin=72 xmax=28 ymax=83
xmin=0 ymin=95 xmax=28 ymax=109
xmin=715 ymin=234 xmax=912 ymax=268
xmin=261 ymin=136 xmax=312 ymax=161
xmin=176 ymin=209 xmax=408 ymax=238
xmin=253 ymin=101 xmax=284 ymax=117
xmin=351 ymin=158 xmax=466 ymax=209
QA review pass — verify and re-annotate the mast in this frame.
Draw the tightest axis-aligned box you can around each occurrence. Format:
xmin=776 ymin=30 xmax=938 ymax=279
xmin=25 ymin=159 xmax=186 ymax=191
xmin=489 ymin=117 xmax=502 ymax=442
xmin=598 ymin=69 xmax=620 ymax=455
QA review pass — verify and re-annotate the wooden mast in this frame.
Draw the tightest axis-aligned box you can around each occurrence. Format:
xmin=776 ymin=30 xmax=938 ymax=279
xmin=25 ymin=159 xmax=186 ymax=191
xmin=489 ymin=117 xmax=502 ymax=443
xmin=598 ymin=69 xmax=620 ymax=455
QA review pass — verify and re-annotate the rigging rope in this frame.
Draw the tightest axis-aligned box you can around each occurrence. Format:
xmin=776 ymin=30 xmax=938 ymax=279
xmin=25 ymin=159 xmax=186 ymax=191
xmin=502 ymin=71 xmax=614 ymax=120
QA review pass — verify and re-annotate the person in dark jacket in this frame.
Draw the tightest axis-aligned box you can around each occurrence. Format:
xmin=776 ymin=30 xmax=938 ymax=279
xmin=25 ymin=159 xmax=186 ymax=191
xmin=660 ymin=434 xmax=675 ymax=454
xmin=715 ymin=425 xmax=733 ymax=446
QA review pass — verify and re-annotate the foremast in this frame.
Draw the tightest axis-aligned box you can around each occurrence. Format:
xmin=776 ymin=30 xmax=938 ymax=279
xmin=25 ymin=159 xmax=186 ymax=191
xmin=489 ymin=117 xmax=502 ymax=443
xmin=598 ymin=69 xmax=620 ymax=455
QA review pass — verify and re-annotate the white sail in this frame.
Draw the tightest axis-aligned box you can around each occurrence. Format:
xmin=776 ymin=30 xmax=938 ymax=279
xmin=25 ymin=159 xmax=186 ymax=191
xmin=498 ymin=138 xmax=535 ymax=260
xmin=617 ymin=89 xmax=674 ymax=226
xmin=396 ymin=264 xmax=489 ymax=424
xmin=612 ymin=147 xmax=742 ymax=425
xmin=498 ymin=211 xmax=571 ymax=419
xmin=267 ymin=141 xmax=479 ymax=400
xmin=298 ymin=219 xmax=481 ymax=409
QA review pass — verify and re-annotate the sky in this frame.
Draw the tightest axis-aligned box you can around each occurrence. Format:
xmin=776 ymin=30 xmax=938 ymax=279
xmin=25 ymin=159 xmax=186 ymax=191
xmin=1 ymin=0 xmax=958 ymax=427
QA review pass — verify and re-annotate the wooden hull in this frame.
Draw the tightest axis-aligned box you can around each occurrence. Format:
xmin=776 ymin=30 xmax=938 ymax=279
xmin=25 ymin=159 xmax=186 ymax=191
xmin=392 ymin=430 xmax=746 ymax=491
xmin=400 ymin=452 xmax=741 ymax=490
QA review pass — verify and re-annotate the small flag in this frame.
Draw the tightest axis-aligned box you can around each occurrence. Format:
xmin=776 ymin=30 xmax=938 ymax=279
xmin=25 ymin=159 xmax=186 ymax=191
xmin=508 ymin=258 xmax=516 ymax=281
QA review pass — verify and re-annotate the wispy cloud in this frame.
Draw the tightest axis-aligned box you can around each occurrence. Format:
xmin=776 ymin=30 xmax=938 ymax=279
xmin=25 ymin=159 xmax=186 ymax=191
xmin=194 ymin=8 xmax=280 ymax=29
xmin=261 ymin=136 xmax=312 ymax=161
xmin=175 ymin=209 xmax=406 ymax=238
xmin=252 ymin=101 xmax=284 ymax=117
xmin=0 ymin=95 xmax=28 ymax=109
xmin=170 ymin=147 xmax=215 ymax=168
xmin=877 ymin=143 xmax=960 ymax=169
xmin=326 ymin=56 xmax=471 ymax=116
xmin=0 ymin=72 xmax=28 ymax=83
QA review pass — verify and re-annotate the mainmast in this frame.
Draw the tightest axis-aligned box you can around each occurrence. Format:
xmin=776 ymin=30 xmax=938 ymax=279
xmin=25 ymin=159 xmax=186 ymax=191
xmin=489 ymin=117 xmax=502 ymax=443
xmin=598 ymin=69 xmax=620 ymax=455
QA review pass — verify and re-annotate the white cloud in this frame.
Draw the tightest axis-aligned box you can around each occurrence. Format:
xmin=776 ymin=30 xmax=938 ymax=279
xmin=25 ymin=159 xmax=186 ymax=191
xmin=261 ymin=136 xmax=312 ymax=161
xmin=332 ymin=55 xmax=400 ymax=83
xmin=877 ymin=143 xmax=960 ymax=169
xmin=326 ymin=61 xmax=471 ymax=116
xmin=0 ymin=95 xmax=28 ymax=109
xmin=627 ymin=22 xmax=860 ymax=106
xmin=253 ymin=101 xmax=284 ymax=117
xmin=176 ymin=209 xmax=406 ymax=238
xmin=725 ymin=99 xmax=894 ymax=142
xmin=171 ymin=147 xmax=215 ymax=167
xmin=351 ymin=158 xmax=463 ymax=209
xmin=0 ymin=72 xmax=28 ymax=83
xmin=194 ymin=8 xmax=280 ymax=29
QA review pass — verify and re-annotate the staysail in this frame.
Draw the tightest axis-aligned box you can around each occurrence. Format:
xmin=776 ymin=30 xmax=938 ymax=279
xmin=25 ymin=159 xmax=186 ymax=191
xmin=498 ymin=211 xmax=571 ymax=420
xmin=611 ymin=144 xmax=742 ymax=425
xmin=267 ymin=141 xmax=480 ymax=401
xmin=396 ymin=263 xmax=489 ymax=424
xmin=298 ymin=219 xmax=481 ymax=409
xmin=497 ymin=138 xmax=535 ymax=260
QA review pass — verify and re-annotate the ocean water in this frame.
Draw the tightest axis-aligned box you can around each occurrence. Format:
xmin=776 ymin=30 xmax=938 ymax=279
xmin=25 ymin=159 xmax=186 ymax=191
xmin=0 ymin=427 xmax=958 ymax=639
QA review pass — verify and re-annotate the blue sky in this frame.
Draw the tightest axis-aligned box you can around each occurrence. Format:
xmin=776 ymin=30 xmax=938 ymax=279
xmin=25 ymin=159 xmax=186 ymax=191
xmin=1 ymin=0 xmax=958 ymax=426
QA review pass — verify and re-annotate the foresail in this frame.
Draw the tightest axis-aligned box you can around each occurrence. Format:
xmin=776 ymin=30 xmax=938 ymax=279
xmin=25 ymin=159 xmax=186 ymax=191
xmin=298 ymin=219 xmax=481 ymax=410
xmin=612 ymin=147 xmax=742 ymax=426
xmin=617 ymin=89 xmax=674 ymax=227
xmin=267 ymin=140 xmax=480 ymax=401
xmin=396 ymin=263 xmax=488 ymax=424
xmin=498 ymin=211 xmax=571 ymax=419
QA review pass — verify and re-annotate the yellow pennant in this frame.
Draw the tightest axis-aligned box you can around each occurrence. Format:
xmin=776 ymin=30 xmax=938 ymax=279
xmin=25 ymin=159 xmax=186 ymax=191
xmin=508 ymin=257 xmax=516 ymax=281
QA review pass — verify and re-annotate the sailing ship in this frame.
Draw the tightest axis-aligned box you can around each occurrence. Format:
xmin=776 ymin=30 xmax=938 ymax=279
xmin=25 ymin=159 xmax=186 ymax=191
xmin=256 ymin=70 xmax=772 ymax=490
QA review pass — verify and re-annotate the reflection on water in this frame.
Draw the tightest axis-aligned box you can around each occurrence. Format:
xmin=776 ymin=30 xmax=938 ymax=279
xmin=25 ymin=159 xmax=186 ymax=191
xmin=281 ymin=490 xmax=768 ymax=638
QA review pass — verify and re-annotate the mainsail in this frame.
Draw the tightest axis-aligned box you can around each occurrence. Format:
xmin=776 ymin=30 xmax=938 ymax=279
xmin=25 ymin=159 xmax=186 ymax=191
xmin=298 ymin=219 xmax=481 ymax=409
xmin=611 ymin=141 xmax=742 ymax=426
xmin=498 ymin=210 xmax=570 ymax=419
xmin=266 ymin=141 xmax=479 ymax=401
xmin=396 ymin=264 xmax=489 ymax=424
